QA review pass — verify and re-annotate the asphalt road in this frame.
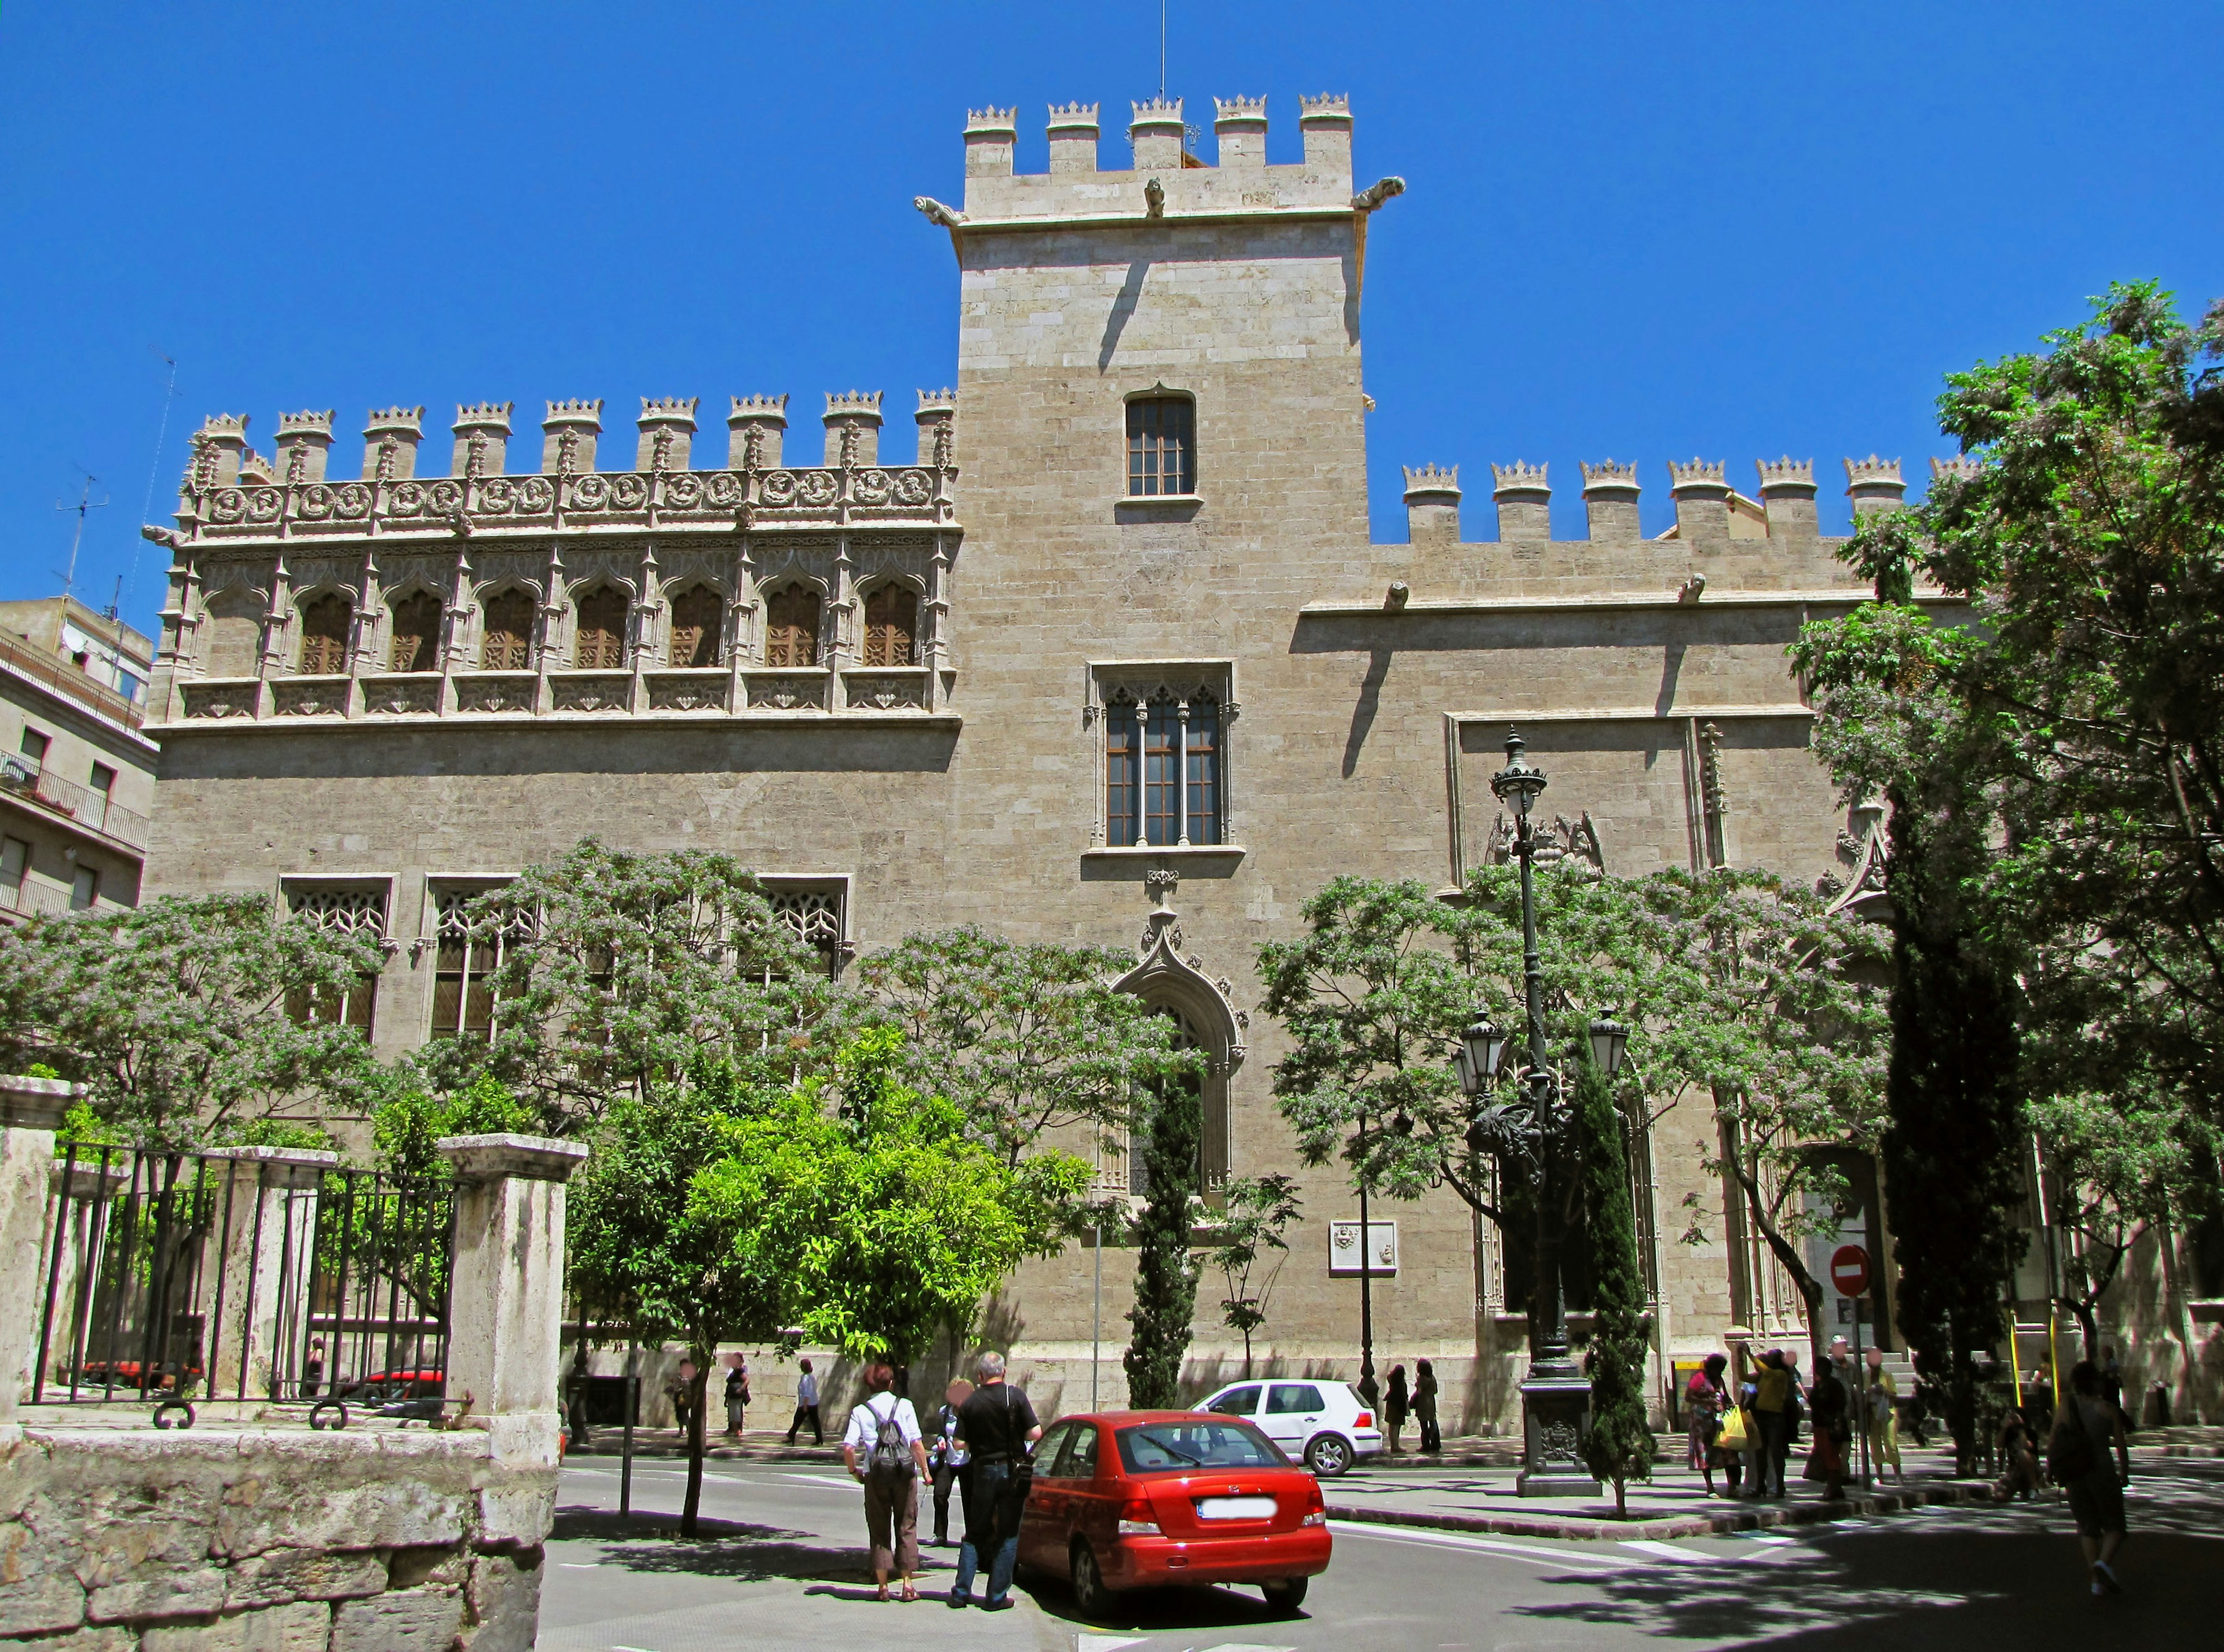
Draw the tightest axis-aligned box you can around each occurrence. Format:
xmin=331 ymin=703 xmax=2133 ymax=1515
xmin=539 ymin=1457 xmax=2221 ymax=1651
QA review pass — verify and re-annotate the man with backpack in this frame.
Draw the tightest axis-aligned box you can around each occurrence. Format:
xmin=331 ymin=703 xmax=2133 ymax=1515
xmin=842 ymin=1361 xmax=930 ymax=1602
xmin=2050 ymin=1358 xmax=2133 ymax=1598
xmin=949 ymin=1350 xmax=1041 ymax=1612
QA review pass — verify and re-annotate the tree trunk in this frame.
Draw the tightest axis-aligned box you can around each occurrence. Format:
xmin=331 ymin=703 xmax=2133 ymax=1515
xmin=680 ymin=1358 xmax=711 ymax=1537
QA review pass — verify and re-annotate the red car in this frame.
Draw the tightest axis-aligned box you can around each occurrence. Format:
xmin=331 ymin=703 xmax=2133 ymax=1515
xmin=1016 ymin=1410 xmax=1331 ymax=1619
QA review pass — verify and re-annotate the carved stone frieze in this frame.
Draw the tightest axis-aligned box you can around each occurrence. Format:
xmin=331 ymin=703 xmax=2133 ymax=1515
xmin=182 ymin=682 xmax=257 ymax=720
xmin=464 ymin=550 xmax=547 ymax=596
xmin=842 ymin=669 xmax=928 ymax=710
xmin=743 ymin=669 xmax=829 ymax=711
xmin=549 ymin=672 xmax=632 ymax=713
xmin=646 ymin=671 xmax=729 ymax=712
xmin=272 ymin=677 xmax=350 ymax=718
xmin=454 ymin=673 xmax=538 ymax=714
xmin=361 ymin=675 xmax=441 ymax=716
xmin=283 ymin=556 xmax=360 ymax=599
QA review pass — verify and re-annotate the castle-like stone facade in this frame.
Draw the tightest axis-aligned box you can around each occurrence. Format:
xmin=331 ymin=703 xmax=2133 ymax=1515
xmin=139 ymin=94 xmax=2018 ymax=1428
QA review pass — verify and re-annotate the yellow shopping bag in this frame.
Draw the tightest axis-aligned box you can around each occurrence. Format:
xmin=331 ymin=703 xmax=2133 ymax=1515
xmin=1714 ymin=1406 xmax=1751 ymax=1453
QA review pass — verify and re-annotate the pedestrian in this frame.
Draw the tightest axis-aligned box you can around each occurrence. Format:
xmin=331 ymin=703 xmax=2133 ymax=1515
xmin=1804 ymin=1354 xmax=1850 ymax=1500
xmin=1995 ymin=1404 xmax=2041 ymax=1500
xmin=565 ymin=1341 xmax=593 ymax=1448
xmin=1385 ymin=1363 xmax=1409 ymax=1454
xmin=1687 ymin=1354 xmax=1740 ymax=1497
xmin=786 ymin=1357 xmax=824 ymax=1446
xmin=1413 ymin=1358 xmax=1442 ymax=1455
xmin=928 ymin=1378 xmax=974 ymax=1546
xmin=842 ymin=1361 xmax=928 ymax=1602
xmin=1749 ymin=1349 xmax=1792 ymax=1499
xmin=667 ymin=1359 xmax=697 ymax=1438
xmin=723 ymin=1353 xmax=749 ymax=1439
xmin=1863 ymin=1347 xmax=1902 ymax=1481
xmin=949 ymin=1350 xmax=1041 ymax=1612
xmin=2048 ymin=1358 xmax=2131 ymax=1598
xmin=301 ymin=1338 xmax=325 ymax=1400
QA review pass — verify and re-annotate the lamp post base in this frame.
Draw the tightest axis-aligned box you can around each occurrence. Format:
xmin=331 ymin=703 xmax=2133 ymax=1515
xmin=1515 ymin=1371 xmax=1601 ymax=1498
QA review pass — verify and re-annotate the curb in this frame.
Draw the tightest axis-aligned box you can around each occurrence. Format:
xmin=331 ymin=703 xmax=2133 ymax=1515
xmin=568 ymin=1442 xmax=837 ymax=1464
xmin=1325 ymin=1479 xmax=2016 ymax=1543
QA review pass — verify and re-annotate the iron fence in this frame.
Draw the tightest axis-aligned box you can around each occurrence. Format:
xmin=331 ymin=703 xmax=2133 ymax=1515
xmin=31 ymin=1144 xmax=454 ymax=1411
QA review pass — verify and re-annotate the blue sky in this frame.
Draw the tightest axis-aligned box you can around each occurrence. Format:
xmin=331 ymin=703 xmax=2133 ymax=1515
xmin=3 ymin=2 xmax=2218 ymax=640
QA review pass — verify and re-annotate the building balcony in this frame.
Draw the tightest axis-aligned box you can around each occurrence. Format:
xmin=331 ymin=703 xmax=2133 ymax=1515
xmin=0 ymin=757 xmax=151 ymax=852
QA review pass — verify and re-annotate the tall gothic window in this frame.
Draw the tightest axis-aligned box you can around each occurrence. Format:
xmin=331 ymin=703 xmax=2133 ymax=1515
xmin=1126 ymin=395 xmax=1195 ymax=497
xmin=1104 ymin=683 xmax=1224 ymax=847
xmin=480 ymin=590 xmax=535 ymax=671
xmin=668 ymin=585 xmax=722 ymax=669
xmin=297 ymin=594 xmax=352 ymax=676
xmin=1129 ymin=1009 xmax=1202 ymax=1197
xmin=764 ymin=584 xmax=820 ymax=668
xmin=861 ymin=585 xmax=917 ymax=667
xmin=284 ymin=885 xmax=384 ymax=1034
xmin=430 ymin=888 xmax=533 ymax=1039
xmin=573 ymin=585 xmax=628 ymax=669
xmin=202 ymin=589 xmax=262 ymax=678
xmin=387 ymin=592 xmax=441 ymax=673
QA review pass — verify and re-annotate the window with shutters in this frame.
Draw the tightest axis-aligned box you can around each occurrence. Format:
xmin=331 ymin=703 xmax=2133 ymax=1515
xmin=480 ymin=590 xmax=535 ymax=671
xmin=1126 ymin=394 xmax=1196 ymax=497
xmin=763 ymin=585 xmax=821 ymax=668
xmin=861 ymin=585 xmax=917 ymax=667
xmin=387 ymin=591 xmax=442 ymax=673
xmin=202 ymin=588 xmax=264 ymax=677
xmin=429 ymin=885 xmax=535 ymax=1040
xmin=284 ymin=884 xmax=386 ymax=1034
xmin=572 ymin=585 xmax=628 ymax=669
xmin=1095 ymin=668 xmax=1231 ymax=849
xmin=297 ymin=594 xmax=352 ymax=675
xmin=667 ymin=584 xmax=722 ymax=669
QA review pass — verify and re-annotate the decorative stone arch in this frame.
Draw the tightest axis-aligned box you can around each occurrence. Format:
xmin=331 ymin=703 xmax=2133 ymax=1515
xmin=291 ymin=585 xmax=355 ymax=676
xmin=1114 ymin=872 xmax=1248 ymax=1189
xmin=855 ymin=574 xmax=924 ymax=667
xmin=472 ymin=580 xmax=542 ymax=672
xmin=756 ymin=574 xmax=830 ymax=668
xmin=378 ymin=581 xmax=448 ymax=673
xmin=197 ymin=577 xmax=272 ymax=679
xmin=660 ymin=577 xmax=729 ymax=668
xmin=567 ymin=580 xmax=633 ymax=670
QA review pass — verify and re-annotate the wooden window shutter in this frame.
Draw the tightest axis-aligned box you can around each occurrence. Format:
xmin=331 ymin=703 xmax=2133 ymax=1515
xmin=668 ymin=585 xmax=722 ymax=669
xmin=573 ymin=586 xmax=628 ymax=669
xmin=298 ymin=594 xmax=352 ymax=675
xmin=388 ymin=592 xmax=441 ymax=673
xmin=481 ymin=591 xmax=535 ymax=671
xmin=862 ymin=586 xmax=916 ymax=667
xmin=765 ymin=585 xmax=820 ymax=668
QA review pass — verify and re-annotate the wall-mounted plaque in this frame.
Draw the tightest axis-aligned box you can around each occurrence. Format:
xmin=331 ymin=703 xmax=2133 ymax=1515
xmin=1327 ymin=1219 xmax=1398 ymax=1277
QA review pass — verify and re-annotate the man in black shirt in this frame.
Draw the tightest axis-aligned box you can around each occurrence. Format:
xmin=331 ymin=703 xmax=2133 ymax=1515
xmin=948 ymin=1350 xmax=1041 ymax=1611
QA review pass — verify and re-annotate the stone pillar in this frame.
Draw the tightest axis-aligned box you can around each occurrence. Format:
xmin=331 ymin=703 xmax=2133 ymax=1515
xmin=274 ymin=411 xmax=336 ymax=485
xmin=1491 ymin=461 xmax=1551 ymax=545
xmin=1048 ymin=102 xmax=1100 ymax=174
xmin=728 ymin=395 xmax=788 ymax=470
xmin=635 ymin=397 xmax=698 ymax=472
xmin=200 ymin=1146 xmax=338 ymax=1402
xmin=916 ymin=390 xmax=957 ymax=471
xmin=1668 ymin=458 xmax=1731 ymax=545
xmin=822 ymin=392 xmax=884 ymax=468
xmin=964 ymin=107 xmax=1017 ymax=178
xmin=1213 ymin=96 xmax=1268 ymax=169
xmin=1402 ymin=464 xmax=1462 ymax=549
xmin=1845 ymin=455 xmax=1907 ymax=519
xmin=1297 ymin=93 xmax=1352 ymax=174
xmin=451 ymin=404 xmax=513 ymax=478
xmin=1130 ymin=97 xmax=1185 ymax=171
xmin=1755 ymin=457 xmax=1818 ymax=537
xmin=540 ymin=401 xmax=602 ymax=475
xmin=0 ymin=1076 xmax=82 ymax=1433
xmin=363 ymin=407 xmax=425 ymax=482
xmin=1580 ymin=461 xmax=1641 ymax=541
xmin=436 ymin=1133 xmax=588 ymax=1464
xmin=195 ymin=415 xmax=251 ymax=488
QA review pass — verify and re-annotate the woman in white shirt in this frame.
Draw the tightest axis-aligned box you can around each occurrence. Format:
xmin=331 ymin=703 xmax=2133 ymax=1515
xmin=842 ymin=1362 xmax=930 ymax=1601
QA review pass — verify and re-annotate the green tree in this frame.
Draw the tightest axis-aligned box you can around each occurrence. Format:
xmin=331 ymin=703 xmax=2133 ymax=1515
xmin=425 ymin=841 xmax=846 ymax=1131
xmin=857 ymin=925 xmax=1194 ymax=1168
xmin=0 ymin=892 xmax=388 ymax=1146
xmin=1124 ymin=1069 xmax=1204 ymax=1407
xmin=1206 ymin=1174 xmax=1302 ymax=1378
xmin=692 ymin=1028 xmax=1091 ymax=1369
xmin=1574 ymin=1052 xmax=1653 ymax=1517
xmin=568 ymin=1060 xmax=787 ymax=1536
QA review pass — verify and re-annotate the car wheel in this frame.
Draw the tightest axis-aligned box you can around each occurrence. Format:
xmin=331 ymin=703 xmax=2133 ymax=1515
xmin=1262 ymin=1577 xmax=1310 ymax=1615
xmin=1070 ymin=1539 xmax=1120 ymax=1622
xmin=1305 ymin=1433 xmax=1352 ymax=1477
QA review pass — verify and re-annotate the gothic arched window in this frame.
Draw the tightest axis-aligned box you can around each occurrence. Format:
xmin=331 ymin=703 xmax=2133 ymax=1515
xmin=297 ymin=593 xmax=352 ymax=675
xmin=480 ymin=590 xmax=535 ymax=671
xmin=765 ymin=584 xmax=820 ymax=668
xmin=861 ymin=585 xmax=917 ymax=667
xmin=387 ymin=592 xmax=441 ymax=673
xmin=668 ymin=584 xmax=722 ymax=669
xmin=203 ymin=589 xmax=262 ymax=678
xmin=1103 ymin=681 xmax=1225 ymax=848
xmin=573 ymin=585 xmax=628 ymax=669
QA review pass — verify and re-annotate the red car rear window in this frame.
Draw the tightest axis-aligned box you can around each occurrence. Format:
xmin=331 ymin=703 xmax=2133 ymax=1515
xmin=1114 ymin=1419 xmax=1289 ymax=1474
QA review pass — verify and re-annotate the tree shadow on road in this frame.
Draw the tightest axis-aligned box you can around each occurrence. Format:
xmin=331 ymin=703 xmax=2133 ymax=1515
xmin=1018 ymin=1569 xmax=1308 ymax=1636
xmin=551 ymin=1506 xmax=874 ymax=1586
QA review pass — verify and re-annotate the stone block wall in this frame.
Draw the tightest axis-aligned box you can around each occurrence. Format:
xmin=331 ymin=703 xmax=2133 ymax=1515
xmin=0 ymin=1426 xmax=550 ymax=1652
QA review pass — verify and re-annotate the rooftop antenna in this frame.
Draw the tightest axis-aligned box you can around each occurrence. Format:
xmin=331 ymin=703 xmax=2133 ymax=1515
xmin=53 ymin=467 xmax=109 ymax=602
xmin=123 ymin=349 xmax=181 ymax=618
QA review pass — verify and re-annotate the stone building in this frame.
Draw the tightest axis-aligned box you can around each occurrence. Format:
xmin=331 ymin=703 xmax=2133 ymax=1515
xmin=0 ymin=596 xmax=156 ymax=922
xmin=133 ymin=94 xmax=2212 ymax=1428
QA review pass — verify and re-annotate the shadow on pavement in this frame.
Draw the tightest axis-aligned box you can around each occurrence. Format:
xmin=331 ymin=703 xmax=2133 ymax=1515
xmin=551 ymin=1506 xmax=866 ymax=1585
xmin=1017 ymin=1569 xmax=1309 ymax=1635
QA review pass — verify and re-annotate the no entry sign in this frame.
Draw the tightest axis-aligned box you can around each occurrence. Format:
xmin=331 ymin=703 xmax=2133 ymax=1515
xmin=1830 ymin=1243 xmax=1871 ymax=1298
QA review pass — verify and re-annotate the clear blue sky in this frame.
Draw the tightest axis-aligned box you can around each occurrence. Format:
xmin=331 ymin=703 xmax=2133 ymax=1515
xmin=3 ymin=2 xmax=2218 ymax=640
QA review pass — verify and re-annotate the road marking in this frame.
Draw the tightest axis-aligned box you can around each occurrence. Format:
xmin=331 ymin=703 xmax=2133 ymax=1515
xmin=1074 ymin=1638 xmax=1146 ymax=1652
xmin=557 ymin=1562 xmax=601 ymax=1569
xmin=1831 ymin=1518 xmax=1874 ymax=1528
xmin=1197 ymin=1644 xmax=1300 ymax=1651
xmin=1619 ymin=1540 xmax=1716 ymax=1563
xmin=1741 ymin=1533 xmax=1797 ymax=1545
xmin=610 ymin=1645 xmax=660 ymax=1651
xmin=781 ymin=1472 xmax=862 ymax=1490
xmin=1326 ymin=1521 xmax=1623 ymax=1570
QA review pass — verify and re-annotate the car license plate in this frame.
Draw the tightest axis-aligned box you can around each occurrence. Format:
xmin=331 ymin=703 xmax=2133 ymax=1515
xmin=1196 ymin=1496 xmax=1278 ymax=1521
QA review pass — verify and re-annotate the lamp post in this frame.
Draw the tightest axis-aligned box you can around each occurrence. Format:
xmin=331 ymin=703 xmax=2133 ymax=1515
xmin=1468 ymin=727 xmax=1625 ymax=1496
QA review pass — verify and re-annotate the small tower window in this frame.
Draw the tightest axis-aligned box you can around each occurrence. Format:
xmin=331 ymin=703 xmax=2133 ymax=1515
xmin=1126 ymin=395 xmax=1195 ymax=497
xmin=861 ymin=585 xmax=917 ymax=667
xmin=573 ymin=585 xmax=629 ymax=669
xmin=480 ymin=590 xmax=535 ymax=671
xmin=297 ymin=594 xmax=352 ymax=676
xmin=765 ymin=585 xmax=821 ymax=668
xmin=387 ymin=592 xmax=441 ymax=673
xmin=668 ymin=584 xmax=722 ymax=669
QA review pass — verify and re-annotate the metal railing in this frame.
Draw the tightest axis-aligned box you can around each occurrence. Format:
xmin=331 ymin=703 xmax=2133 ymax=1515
xmin=0 ymin=629 xmax=147 ymax=730
xmin=31 ymin=1144 xmax=453 ymax=1410
xmin=0 ymin=757 xmax=151 ymax=851
xmin=3 ymin=877 xmax=71 ymax=919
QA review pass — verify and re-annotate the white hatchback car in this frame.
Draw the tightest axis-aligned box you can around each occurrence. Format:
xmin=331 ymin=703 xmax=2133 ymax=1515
xmin=1195 ymin=1378 xmax=1384 ymax=1477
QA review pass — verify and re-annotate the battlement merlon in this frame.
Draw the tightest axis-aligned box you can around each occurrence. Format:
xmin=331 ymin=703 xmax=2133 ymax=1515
xmin=1491 ymin=461 xmax=1551 ymax=543
xmin=949 ymin=92 xmax=1367 ymax=226
xmin=1846 ymin=455 xmax=1907 ymax=518
xmin=274 ymin=411 xmax=336 ymax=485
xmin=637 ymin=397 xmax=699 ymax=471
xmin=1403 ymin=464 xmax=1461 ymax=549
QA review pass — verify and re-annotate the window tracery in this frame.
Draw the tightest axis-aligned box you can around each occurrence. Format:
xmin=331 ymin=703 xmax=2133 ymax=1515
xmin=667 ymin=584 xmax=722 ymax=669
xmin=387 ymin=591 xmax=441 ymax=673
xmin=764 ymin=584 xmax=821 ymax=668
xmin=480 ymin=590 xmax=535 ymax=671
xmin=572 ymin=585 xmax=628 ymax=670
xmin=861 ymin=584 xmax=917 ymax=667
xmin=297 ymin=594 xmax=352 ymax=675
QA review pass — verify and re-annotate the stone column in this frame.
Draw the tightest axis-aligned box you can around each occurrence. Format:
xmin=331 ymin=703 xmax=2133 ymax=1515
xmin=1668 ymin=459 xmax=1731 ymax=545
xmin=436 ymin=1134 xmax=588 ymax=1465
xmin=1491 ymin=461 xmax=1552 ymax=547
xmin=200 ymin=1146 xmax=339 ymax=1402
xmin=1403 ymin=465 xmax=1462 ymax=550
xmin=0 ymin=1076 xmax=83 ymax=1434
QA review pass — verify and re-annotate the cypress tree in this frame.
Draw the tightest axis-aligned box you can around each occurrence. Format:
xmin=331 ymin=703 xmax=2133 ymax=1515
xmin=1124 ymin=1077 xmax=1203 ymax=1408
xmin=1575 ymin=1051 xmax=1655 ymax=1515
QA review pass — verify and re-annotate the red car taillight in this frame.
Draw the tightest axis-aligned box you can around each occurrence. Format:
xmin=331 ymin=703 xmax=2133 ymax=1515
xmin=1117 ymin=1496 xmax=1161 ymax=1536
xmin=1353 ymin=1411 xmax=1374 ymax=1430
xmin=1301 ymin=1481 xmax=1327 ymax=1526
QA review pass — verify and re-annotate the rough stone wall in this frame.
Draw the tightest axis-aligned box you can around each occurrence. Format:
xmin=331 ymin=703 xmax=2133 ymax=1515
xmin=0 ymin=1426 xmax=550 ymax=1652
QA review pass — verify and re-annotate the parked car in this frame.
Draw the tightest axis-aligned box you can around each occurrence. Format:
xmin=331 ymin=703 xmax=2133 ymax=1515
xmin=335 ymin=1368 xmax=445 ymax=1402
xmin=1017 ymin=1411 xmax=1330 ymax=1619
xmin=1194 ymin=1378 xmax=1381 ymax=1476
